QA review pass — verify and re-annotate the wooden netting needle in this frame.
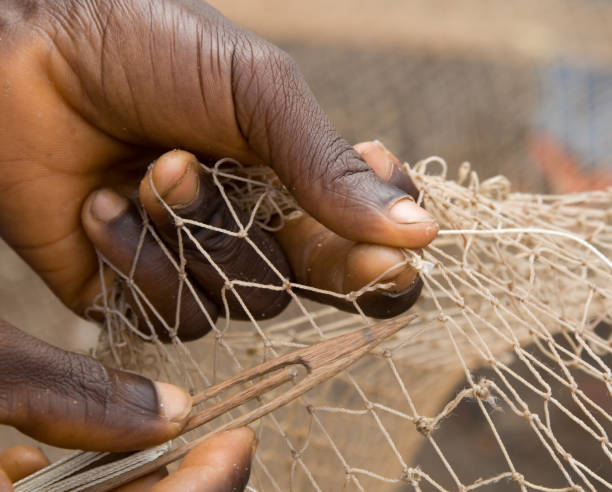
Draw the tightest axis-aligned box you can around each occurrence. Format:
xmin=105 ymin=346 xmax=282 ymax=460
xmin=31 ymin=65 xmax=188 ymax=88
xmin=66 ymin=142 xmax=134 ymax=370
xmin=81 ymin=313 xmax=416 ymax=492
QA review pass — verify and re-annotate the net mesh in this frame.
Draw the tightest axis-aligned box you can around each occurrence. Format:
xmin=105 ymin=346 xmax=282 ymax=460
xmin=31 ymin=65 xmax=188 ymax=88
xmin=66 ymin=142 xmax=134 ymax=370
xmin=90 ymin=156 xmax=611 ymax=492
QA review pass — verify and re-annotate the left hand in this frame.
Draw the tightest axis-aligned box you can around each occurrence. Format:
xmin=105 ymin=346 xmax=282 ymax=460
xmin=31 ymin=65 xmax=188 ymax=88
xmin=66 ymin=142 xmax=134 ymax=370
xmin=0 ymin=427 xmax=255 ymax=492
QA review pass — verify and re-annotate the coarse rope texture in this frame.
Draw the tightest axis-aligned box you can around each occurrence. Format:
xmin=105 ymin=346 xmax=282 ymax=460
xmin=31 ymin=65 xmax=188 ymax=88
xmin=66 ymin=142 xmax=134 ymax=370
xmin=22 ymin=157 xmax=611 ymax=491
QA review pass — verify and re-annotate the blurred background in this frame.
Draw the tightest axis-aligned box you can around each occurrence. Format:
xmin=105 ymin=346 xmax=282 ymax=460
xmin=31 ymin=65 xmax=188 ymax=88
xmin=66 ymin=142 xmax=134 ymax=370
xmin=1 ymin=0 xmax=611 ymax=487
xmin=213 ymin=0 xmax=612 ymax=193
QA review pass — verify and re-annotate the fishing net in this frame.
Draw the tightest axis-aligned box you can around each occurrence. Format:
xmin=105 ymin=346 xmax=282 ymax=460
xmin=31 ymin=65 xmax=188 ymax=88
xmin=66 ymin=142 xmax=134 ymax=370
xmin=31 ymin=155 xmax=607 ymax=492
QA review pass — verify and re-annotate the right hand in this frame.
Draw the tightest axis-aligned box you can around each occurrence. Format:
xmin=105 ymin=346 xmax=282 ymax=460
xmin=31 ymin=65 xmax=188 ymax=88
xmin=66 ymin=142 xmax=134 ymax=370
xmin=1 ymin=0 xmax=438 ymax=339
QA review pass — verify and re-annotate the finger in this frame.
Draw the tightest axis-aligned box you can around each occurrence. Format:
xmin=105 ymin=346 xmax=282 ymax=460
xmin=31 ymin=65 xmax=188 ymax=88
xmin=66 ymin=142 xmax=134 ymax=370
xmin=138 ymin=150 xmax=291 ymax=320
xmin=151 ymin=427 xmax=255 ymax=492
xmin=0 ymin=468 xmax=13 ymax=492
xmin=0 ymin=319 xmax=191 ymax=452
xmin=275 ymin=215 xmax=422 ymax=318
xmin=273 ymin=141 xmax=426 ymax=318
xmin=82 ymin=189 xmax=218 ymax=341
xmin=112 ymin=469 xmax=168 ymax=492
xmin=230 ymin=41 xmax=438 ymax=249
xmin=354 ymin=140 xmax=439 ymax=244
xmin=0 ymin=446 xmax=49 ymax=483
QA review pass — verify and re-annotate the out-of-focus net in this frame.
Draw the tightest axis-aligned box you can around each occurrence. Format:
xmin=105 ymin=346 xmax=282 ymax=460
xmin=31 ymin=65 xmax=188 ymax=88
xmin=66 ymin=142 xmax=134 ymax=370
xmin=89 ymin=156 xmax=611 ymax=492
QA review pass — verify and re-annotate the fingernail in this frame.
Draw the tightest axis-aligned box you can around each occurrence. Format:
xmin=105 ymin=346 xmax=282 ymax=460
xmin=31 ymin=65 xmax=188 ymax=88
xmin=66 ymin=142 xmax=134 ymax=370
xmin=90 ymin=189 xmax=129 ymax=223
xmin=151 ymin=152 xmax=200 ymax=208
xmin=389 ymin=198 xmax=435 ymax=224
xmin=155 ymin=382 xmax=192 ymax=423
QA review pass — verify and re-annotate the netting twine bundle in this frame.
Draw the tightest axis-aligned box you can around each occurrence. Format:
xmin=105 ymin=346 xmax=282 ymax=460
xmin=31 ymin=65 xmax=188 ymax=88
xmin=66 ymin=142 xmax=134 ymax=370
xmin=22 ymin=156 xmax=612 ymax=491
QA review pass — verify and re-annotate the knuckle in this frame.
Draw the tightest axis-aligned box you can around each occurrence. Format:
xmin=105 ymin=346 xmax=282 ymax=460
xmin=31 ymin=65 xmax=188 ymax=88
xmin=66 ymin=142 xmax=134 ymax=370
xmin=64 ymin=352 xmax=110 ymax=409
xmin=322 ymin=146 xmax=373 ymax=191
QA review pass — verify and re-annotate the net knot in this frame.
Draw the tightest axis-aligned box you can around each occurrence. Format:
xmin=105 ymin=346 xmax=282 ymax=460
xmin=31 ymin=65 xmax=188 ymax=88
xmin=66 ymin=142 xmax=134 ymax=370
xmin=399 ymin=467 xmax=422 ymax=484
xmin=411 ymin=256 xmax=435 ymax=275
xmin=174 ymin=217 xmax=185 ymax=228
xmin=473 ymin=383 xmax=490 ymax=401
xmin=415 ymin=416 xmax=435 ymax=436
xmin=523 ymin=410 xmax=536 ymax=423
xmin=346 ymin=292 xmax=358 ymax=302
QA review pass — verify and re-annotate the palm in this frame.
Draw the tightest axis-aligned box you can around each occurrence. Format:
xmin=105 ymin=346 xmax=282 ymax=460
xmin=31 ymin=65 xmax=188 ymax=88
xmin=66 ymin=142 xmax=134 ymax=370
xmin=0 ymin=2 xmax=255 ymax=311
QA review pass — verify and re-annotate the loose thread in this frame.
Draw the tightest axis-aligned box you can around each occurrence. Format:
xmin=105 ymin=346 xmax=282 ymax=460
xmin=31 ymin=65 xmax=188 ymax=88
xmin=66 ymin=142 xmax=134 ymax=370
xmin=437 ymin=228 xmax=612 ymax=270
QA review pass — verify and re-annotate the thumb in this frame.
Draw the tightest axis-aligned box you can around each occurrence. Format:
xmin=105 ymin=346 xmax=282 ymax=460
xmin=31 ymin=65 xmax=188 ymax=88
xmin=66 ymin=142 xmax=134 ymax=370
xmin=231 ymin=38 xmax=438 ymax=248
xmin=0 ymin=319 xmax=191 ymax=452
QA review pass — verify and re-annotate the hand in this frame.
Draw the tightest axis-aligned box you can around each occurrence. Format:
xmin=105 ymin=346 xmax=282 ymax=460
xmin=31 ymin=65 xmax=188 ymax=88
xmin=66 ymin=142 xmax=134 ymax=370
xmin=0 ymin=0 xmax=438 ymax=338
xmin=0 ymin=0 xmax=437 ymax=473
xmin=0 ymin=428 xmax=255 ymax=491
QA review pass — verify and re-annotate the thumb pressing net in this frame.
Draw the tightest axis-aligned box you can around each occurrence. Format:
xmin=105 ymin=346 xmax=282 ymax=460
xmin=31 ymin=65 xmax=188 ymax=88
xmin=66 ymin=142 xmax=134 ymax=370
xmin=83 ymin=157 xmax=609 ymax=491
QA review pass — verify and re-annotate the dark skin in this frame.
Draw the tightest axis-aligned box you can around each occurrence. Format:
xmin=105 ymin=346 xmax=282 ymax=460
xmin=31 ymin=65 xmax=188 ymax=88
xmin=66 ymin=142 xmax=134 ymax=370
xmin=0 ymin=1 xmax=438 ymax=489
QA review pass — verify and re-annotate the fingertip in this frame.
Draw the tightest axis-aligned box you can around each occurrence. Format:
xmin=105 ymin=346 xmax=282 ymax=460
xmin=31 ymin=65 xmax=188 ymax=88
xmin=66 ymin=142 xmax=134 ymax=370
xmin=84 ymin=188 xmax=130 ymax=224
xmin=154 ymin=382 xmax=192 ymax=425
xmin=0 ymin=467 xmax=13 ymax=492
xmin=0 ymin=445 xmax=49 ymax=483
xmin=388 ymin=197 xmax=434 ymax=225
xmin=139 ymin=150 xmax=200 ymax=219
xmin=345 ymin=244 xmax=418 ymax=293
xmin=81 ymin=188 xmax=131 ymax=267
xmin=152 ymin=427 xmax=255 ymax=492
xmin=82 ymin=188 xmax=132 ymax=256
xmin=386 ymin=198 xmax=439 ymax=248
xmin=421 ymin=220 xmax=440 ymax=244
